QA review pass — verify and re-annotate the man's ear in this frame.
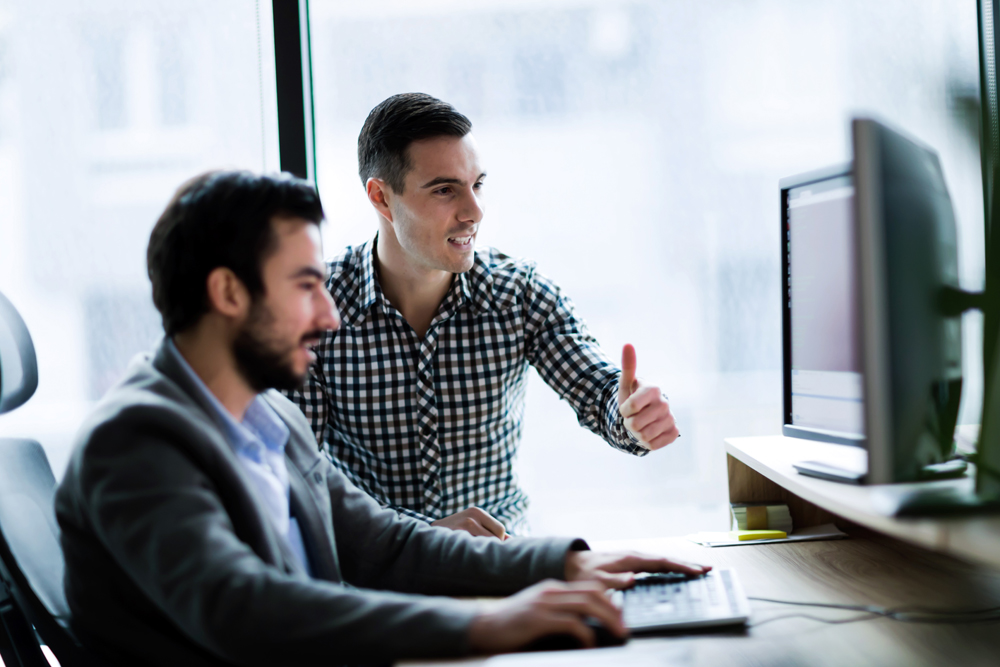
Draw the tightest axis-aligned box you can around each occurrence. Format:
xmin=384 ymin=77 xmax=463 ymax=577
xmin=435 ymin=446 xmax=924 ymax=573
xmin=366 ymin=178 xmax=395 ymax=224
xmin=205 ymin=267 xmax=251 ymax=320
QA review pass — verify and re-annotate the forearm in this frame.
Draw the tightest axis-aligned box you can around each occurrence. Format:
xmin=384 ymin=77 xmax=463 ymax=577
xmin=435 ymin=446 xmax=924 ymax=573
xmin=538 ymin=351 xmax=649 ymax=456
xmin=380 ymin=532 xmax=587 ymax=596
xmin=525 ymin=269 xmax=649 ymax=455
xmin=199 ymin=574 xmax=479 ymax=665
xmin=334 ymin=477 xmax=586 ymax=596
xmin=391 ymin=504 xmax=436 ymax=523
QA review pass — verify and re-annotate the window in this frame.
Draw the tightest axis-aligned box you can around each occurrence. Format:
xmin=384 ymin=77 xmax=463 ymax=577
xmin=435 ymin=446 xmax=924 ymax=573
xmin=308 ymin=0 xmax=983 ymax=539
xmin=0 ymin=1 xmax=982 ymax=541
xmin=0 ymin=0 xmax=279 ymax=476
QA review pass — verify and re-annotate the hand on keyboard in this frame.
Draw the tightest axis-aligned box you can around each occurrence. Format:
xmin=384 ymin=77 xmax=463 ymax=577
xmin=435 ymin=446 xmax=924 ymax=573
xmin=467 ymin=580 xmax=627 ymax=654
xmin=632 ymin=571 xmax=705 ymax=586
xmin=565 ymin=550 xmax=712 ymax=589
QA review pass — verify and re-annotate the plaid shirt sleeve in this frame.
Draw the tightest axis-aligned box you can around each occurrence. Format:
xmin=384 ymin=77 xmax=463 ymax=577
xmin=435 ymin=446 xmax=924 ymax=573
xmin=522 ymin=266 xmax=649 ymax=457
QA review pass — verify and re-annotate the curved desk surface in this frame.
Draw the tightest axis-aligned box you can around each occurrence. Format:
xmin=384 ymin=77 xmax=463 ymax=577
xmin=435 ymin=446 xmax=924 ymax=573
xmin=725 ymin=435 xmax=1000 ymax=570
xmin=401 ymin=435 xmax=1000 ymax=666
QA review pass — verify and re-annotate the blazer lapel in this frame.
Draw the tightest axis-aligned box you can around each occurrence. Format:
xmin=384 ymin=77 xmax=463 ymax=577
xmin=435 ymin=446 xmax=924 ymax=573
xmin=260 ymin=391 xmax=342 ymax=582
xmin=287 ymin=462 xmax=341 ymax=582
xmin=150 ymin=339 xmax=302 ymax=576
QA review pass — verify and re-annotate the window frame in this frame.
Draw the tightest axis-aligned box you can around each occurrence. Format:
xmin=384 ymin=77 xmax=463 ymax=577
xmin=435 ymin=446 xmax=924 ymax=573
xmin=272 ymin=0 xmax=316 ymax=181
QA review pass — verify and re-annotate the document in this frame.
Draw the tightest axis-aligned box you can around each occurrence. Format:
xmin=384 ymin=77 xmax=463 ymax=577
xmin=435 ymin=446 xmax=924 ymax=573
xmin=685 ymin=523 xmax=847 ymax=548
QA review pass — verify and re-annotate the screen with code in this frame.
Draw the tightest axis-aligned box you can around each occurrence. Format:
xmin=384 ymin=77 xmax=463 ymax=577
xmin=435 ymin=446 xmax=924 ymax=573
xmin=787 ymin=175 xmax=864 ymax=436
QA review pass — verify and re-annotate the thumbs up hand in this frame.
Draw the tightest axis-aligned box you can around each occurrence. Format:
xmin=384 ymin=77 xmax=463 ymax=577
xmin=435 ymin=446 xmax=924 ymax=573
xmin=617 ymin=344 xmax=678 ymax=450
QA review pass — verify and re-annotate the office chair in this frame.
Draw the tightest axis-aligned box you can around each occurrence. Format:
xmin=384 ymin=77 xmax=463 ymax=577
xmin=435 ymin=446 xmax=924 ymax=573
xmin=0 ymin=291 xmax=108 ymax=667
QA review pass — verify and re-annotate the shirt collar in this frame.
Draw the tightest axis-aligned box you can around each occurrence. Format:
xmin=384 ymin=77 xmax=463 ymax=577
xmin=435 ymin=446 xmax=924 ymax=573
xmin=353 ymin=236 xmax=379 ymax=318
xmin=348 ymin=234 xmax=496 ymax=325
xmin=459 ymin=251 xmax=496 ymax=315
xmin=163 ymin=338 xmax=289 ymax=462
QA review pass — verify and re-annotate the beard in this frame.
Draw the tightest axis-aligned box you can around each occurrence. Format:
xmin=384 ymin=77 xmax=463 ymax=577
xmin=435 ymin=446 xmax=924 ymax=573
xmin=232 ymin=300 xmax=319 ymax=393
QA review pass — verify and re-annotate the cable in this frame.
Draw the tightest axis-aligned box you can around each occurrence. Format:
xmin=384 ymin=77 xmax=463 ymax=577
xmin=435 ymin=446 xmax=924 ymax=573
xmin=748 ymin=596 xmax=1000 ymax=624
xmin=748 ymin=612 xmax=881 ymax=628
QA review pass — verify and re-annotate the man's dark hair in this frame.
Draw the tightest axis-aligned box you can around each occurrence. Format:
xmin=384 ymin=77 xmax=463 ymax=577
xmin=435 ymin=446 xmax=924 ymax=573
xmin=147 ymin=170 xmax=325 ymax=336
xmin=358 ymin=93 xmax=472 ymax=194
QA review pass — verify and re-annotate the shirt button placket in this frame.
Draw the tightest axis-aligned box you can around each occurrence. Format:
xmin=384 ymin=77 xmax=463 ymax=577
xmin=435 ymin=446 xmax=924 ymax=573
xmin=416 ymin=332 xmax=441 ymax=512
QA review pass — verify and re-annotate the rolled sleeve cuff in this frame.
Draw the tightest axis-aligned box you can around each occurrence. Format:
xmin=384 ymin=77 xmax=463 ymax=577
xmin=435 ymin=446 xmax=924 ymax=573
xmin=605 ymin=389 xmax=651 ymax=457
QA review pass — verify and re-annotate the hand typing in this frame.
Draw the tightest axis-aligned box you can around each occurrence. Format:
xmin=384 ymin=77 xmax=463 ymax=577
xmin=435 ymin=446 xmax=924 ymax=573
xmin=467 ymin=580 xmax=625 ymax=652
xmin=564 ymin=550 xmax=711 ymax=589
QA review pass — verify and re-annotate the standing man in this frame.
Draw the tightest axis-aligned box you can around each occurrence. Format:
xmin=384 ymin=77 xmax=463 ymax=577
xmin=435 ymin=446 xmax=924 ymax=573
xmin=288 ymin=93 xmax=678 ymax=537
xmin=55 ymin=170 xmax=709 ymax=666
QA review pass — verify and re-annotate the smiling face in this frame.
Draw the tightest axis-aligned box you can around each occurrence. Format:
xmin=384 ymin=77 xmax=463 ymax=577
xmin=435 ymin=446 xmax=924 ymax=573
xmin=383 ymin=133 xmax=486 ymax=274
xmin=231 ymin=217 xmax=340 ymax=392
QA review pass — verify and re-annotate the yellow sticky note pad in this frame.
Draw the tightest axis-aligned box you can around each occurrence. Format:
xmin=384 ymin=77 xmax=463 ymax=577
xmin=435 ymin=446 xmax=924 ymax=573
xmin=731 ymin=530 xmax=787 ymax=541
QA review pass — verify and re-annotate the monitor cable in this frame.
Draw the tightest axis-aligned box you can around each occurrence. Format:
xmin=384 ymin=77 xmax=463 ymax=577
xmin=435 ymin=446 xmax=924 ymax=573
xmin=747 ymin=596 xmax=1000 ymax=626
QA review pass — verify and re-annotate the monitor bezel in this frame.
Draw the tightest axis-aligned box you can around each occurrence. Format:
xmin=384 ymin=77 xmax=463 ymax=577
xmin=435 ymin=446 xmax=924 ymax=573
xmin=976 ymin=0 xmax=1000 ymax=499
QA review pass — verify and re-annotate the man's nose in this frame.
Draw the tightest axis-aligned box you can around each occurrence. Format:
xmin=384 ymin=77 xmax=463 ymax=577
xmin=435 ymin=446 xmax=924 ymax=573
xmin=318 ymin=289 xmax=340 ymax=332
xmin=459 ymin=187 xmax=484 ymax=223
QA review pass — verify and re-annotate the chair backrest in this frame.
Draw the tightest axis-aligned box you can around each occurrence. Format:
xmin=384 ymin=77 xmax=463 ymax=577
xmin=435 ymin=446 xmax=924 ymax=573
xmin=0 ymin=292 xmax=108 ymax=666
xmin=0 ymin=437 xmax=108 ymax=667
xmin=0 ymin=292 xmax=38 ymax=415
xmin=0 ymin=437 xmax=69 ymax=622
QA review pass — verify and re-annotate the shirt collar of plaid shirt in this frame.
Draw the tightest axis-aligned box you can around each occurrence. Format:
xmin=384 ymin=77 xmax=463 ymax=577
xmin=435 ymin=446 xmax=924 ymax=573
xmin=341 ymin=234 xmax=496 ymax=326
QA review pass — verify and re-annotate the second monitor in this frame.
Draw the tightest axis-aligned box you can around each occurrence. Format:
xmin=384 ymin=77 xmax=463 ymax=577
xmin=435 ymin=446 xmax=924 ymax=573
xmin=781 ymin=118 xmax=966 ymax=485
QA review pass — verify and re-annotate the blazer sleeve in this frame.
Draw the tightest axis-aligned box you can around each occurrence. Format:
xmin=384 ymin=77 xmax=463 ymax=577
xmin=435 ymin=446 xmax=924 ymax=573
xmin=326 ymin=463 xmax=587 ymax=596
xmin=71 ymin=412 xmax=482 ymax=666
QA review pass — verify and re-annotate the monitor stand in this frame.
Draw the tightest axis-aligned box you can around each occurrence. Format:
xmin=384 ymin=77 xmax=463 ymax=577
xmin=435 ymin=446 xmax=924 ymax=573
xmin=793 ymin=458 xmax=967 ymax=486
xmin=793 ymin=459 xmax=866 ymax=484
xmin=875 ymin=482 xmax=1000 ymax=516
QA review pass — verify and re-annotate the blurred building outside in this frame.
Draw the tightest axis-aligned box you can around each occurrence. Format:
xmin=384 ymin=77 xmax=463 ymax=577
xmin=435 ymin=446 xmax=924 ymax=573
xmin=0 ymin=0 xmax=986 ymax=540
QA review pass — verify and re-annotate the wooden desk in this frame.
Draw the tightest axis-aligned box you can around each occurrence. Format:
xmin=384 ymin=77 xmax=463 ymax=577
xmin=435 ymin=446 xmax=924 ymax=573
xmin=401 ymin=437 xmax=1000 ymax=666
xmin=725 ymin=435 xmax=1000 ymax=569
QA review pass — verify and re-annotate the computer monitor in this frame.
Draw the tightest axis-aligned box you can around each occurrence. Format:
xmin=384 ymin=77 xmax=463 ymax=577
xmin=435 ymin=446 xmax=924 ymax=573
xmin=780 ymin=121 xmax=967 ymax=486
xmin=853 ymin=118 xmax=964 ymax=484
xmin=778 ymin=2 xmax=1000 ymax=507
xmin=976 ymin=0 xmax=1000 ymax=501
xmin=854 ymin=0 xmax=1000 ymax=510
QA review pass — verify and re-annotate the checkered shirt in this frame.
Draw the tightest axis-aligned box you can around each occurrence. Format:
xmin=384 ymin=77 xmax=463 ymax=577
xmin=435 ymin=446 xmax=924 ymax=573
xmin=283 ymin=237 xmax=647 ymax=534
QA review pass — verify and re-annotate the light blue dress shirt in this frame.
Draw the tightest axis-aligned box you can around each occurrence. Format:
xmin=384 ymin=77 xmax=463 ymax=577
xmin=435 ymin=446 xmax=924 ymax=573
xmin=165 ymin=339 xmax=312 ymax=576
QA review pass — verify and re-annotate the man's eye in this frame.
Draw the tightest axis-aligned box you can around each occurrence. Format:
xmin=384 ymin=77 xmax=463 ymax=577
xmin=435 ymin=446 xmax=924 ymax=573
xmin=474 ymin=181 xmax=484 ymax=190
xmin=434 ymin=187 xmax=452 ymax=195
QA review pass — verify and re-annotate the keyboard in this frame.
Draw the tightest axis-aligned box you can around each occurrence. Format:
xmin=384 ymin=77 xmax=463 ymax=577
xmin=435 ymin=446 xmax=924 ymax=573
xmin=612 ymin=568 xmax=751 ymax=632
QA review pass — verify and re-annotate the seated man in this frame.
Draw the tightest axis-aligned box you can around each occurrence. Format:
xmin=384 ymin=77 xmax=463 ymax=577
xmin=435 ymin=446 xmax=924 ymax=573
xmin=287 ymin=93 xmax=679 ymax=537
xmin=55 ymin=170 xmax=708 ymax=666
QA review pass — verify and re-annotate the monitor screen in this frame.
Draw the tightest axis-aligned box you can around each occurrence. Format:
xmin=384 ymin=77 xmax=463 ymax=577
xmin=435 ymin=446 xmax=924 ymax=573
xmin=785 ymin=173 xmax=864 ymax=439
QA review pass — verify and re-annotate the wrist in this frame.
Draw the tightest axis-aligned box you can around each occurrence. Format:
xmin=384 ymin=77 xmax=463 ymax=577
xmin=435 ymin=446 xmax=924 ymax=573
xmin=564 ymin=550 xmax=588 ymax=580
xmin=466 ymin=614 xmax=488 ymax=654
xmin=466 ymin=601 xmax=503 ymax=654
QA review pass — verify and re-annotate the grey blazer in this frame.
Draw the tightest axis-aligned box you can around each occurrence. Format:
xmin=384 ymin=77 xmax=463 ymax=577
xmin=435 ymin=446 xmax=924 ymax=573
xmin=55 ymin=340 xmax=583 ymax=667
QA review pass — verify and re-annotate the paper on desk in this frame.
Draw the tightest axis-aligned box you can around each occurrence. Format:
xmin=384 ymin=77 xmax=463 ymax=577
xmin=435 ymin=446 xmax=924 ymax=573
xmin=685 ymin=523 xmax=847 ymax=547
xmin=486 ymin=640 xmax=691 ymax=666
